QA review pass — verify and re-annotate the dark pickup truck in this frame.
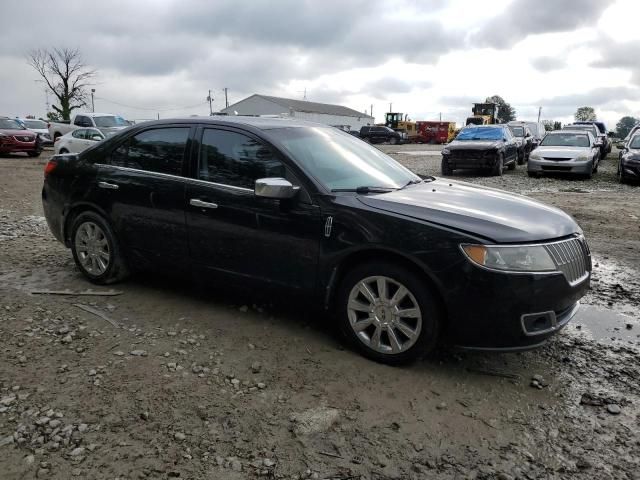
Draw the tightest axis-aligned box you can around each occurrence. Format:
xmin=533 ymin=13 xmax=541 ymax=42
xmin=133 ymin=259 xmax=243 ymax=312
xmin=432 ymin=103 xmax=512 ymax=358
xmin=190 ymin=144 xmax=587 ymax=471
xmin=359 ymin=126 xmax=404 ymax=144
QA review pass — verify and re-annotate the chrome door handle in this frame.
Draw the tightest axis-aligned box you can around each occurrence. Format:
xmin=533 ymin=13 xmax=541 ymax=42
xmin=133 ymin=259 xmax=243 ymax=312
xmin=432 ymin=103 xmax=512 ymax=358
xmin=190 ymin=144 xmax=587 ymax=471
xmin=190 ymin=198 xmax=218 ymax=209
xmin=98 ymin=181 xmax=119 ymax=190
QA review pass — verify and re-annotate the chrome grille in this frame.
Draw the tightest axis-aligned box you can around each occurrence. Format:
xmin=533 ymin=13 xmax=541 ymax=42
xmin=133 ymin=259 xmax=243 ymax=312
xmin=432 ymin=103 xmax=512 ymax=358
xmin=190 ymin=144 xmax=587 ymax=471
xmin=544 ymin=237 xmax=590 ymax=285
xmin=14 ymin=135 xmax=34 ymax=142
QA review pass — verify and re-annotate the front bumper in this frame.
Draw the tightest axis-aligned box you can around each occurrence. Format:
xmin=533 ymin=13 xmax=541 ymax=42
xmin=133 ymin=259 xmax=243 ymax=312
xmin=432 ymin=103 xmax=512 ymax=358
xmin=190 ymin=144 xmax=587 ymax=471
xmin=528 ymin=157 xmax=592 ymax=175
xmin=445 ymin=258 xmax=590 ymax=350
xmin=0 ymin=138 xmax=38 ymax=153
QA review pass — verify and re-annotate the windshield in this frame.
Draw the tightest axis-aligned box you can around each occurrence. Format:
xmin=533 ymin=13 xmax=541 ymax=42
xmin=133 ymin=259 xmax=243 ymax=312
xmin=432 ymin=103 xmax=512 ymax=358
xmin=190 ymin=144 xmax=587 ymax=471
xmin=630 ymin=136 xmax=640 ymax=149
xmin=510 ymin=126 xmax=524 ymax=137
xmin=93 ymin=115 xmax=128 ymax=128
xmin=24 ymin=120 xmax=47 ymax=129
xmin=0 ymin=119 xmax=24 ymax=129
xmin=269 ymin=126 xmax=419 ymax=191
xmin=541 ymin=133 xmax=590 ymax=147
xmin=456 ymin=127 xmax=503 ymax=141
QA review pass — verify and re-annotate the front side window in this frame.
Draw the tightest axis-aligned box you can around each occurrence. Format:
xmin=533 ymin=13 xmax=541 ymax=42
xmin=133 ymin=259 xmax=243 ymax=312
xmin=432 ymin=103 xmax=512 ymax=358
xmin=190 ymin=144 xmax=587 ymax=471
xmin=94 ymin=116 xmax=128 ymax=128
xmin=510 ymin=126 xmax=524 ymax=137
xmin=199 ymin=129 xmax=286 ymax=189
xmin=629 ymin=135 xmax=640 ymax=149
xmin=108 ymin=127 xmax=189 ymax=175
xmin=74 ymin=116 xmax=89 ymax=127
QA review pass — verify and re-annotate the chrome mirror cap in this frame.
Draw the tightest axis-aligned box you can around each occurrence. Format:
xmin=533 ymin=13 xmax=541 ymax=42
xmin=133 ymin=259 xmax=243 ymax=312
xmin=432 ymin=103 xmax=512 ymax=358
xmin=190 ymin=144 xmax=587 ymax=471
xmin=255 ymin=178 xmax=298 ymax=199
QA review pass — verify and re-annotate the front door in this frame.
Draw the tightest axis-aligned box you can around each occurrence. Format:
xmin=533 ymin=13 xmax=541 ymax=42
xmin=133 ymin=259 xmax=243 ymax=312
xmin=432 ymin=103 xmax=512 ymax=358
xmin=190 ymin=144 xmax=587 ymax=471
xmin=93 ymin=125 xmax=192 ymax=266
xmin=185 ymin=127 xmax=321 ymax=291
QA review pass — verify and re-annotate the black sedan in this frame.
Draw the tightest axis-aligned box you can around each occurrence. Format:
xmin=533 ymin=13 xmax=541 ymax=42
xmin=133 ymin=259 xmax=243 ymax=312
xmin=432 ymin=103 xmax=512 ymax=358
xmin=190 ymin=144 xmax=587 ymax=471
xmin=42 ymin=117 xmax=591 ymax=364
xmin=441 ymin=125 xmax=519 ymax=176
xmin=618 ymin=134 xmax=640 ymax=183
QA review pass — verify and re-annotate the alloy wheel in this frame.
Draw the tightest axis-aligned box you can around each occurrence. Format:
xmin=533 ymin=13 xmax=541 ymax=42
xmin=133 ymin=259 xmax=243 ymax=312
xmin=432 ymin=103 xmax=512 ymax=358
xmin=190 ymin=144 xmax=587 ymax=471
xmin=347 ymin=275 xmax=422 ymax=354
xmin=74 ymin=221 xmax=111 ymax=276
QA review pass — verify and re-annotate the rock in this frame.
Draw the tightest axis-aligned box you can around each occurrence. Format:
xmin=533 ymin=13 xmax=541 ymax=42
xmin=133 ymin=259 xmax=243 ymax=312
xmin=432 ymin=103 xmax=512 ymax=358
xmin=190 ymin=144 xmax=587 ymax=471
xmin=436 ymin=402 xmax=447 ymax=410
xmin=291 ymin=407 xmax=340 ymax=435
xmin=77 ymin=424 xmax=88 ymax=433
xmin=230 ymin=459 xmax=242 ymax=472
xmin=0 ymin=435 xmax=14 ymax=447
xmin=61 ymin=335 xmax=73 ymax=344
xmin=174 ymin=432 xmax=186 ymax=441
xmin=88 ymin=369 xmax=97 ymax=376
xmin=263 ymin=458 xmax=276 ymax=467
xmin=24 ymin=454 xmax=35 ymax=465
xmin=251 ymin=362 xmax=262 ymax=373
xmin=36 ymin=468 xmax=49 ymax=478
xmin=130 ymin=350 xmax=148 ymax=357
xmin=70 ymin=446 xmax=85 ymax=456
xmin=257 ymin=383 xmax=266 ymax=389
xmin=0 ymin=395 xmax=16 ymax=406
xmin=626 ymin=323 xmax=633 ymax=330
xmin=606 ymin=404 xmax=621 ymax=415
xmin=48 ymin=419 xmax=62 ymax=428
xmin=113 ymin=351 xmax=124 ymax=356
xmin=238 ymin=305 xmax=249 ymax=313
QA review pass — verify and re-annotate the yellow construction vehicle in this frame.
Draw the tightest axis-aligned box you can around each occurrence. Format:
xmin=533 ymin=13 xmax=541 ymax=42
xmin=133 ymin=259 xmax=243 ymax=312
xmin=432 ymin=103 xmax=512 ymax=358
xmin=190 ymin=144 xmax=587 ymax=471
xmin=384 ymin=112 xmax=417 ymax=142
xmin=465 ymin=103 xmax=499 ymax=125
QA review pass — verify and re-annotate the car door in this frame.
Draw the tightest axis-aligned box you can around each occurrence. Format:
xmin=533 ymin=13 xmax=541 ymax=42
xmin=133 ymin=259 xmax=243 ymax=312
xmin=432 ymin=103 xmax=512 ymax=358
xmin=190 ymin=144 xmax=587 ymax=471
xmin=503 ymin=128 xmax=518 ymax=162
xmin=185 ymin=126 xmax=322 ymax=291
xmin=93 ymin=125 xmax=193 ymax=266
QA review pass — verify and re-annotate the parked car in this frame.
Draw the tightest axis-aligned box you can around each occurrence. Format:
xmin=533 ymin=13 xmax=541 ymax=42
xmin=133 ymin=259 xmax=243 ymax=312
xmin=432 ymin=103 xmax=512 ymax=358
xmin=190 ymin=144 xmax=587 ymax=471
xmin=441 ymin=125 xmax=518 ymax=176
xmin=16 ymin=118 xmax=53 ymax=147
xmin=528 ymin=131 xmax=600 ymax=178
xmin=563 ymin=124 xmax=605 ymax=157
xmin=621 ymin=124 xmax=640 ymax=146
xmin=359 ymin=125 xmax=404 ymax=144
xmin=54 ymin=128 xmax=108 ymax=155
xmin=573 ymin=121 xmax=612 ymax=154
xmin=42 ymin=117 xmax=591 ymax=363
xmin=508 ymin=124 xmax=533 ymax=164
xmin=509 ymin=121 xmax=546 ymax=150
xmin=0 ymin=117 xmax=40 ymax=157
xmin=48 ymin=112 xmax=129 ymax=141
xmin=617 ymin=133 xmax=640 ymax=183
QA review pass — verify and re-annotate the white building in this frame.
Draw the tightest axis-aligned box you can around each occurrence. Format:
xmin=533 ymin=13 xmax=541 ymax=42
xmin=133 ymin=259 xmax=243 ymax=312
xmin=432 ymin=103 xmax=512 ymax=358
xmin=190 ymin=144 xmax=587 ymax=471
xmin=220 ymin=94 xmax=374 ymax=131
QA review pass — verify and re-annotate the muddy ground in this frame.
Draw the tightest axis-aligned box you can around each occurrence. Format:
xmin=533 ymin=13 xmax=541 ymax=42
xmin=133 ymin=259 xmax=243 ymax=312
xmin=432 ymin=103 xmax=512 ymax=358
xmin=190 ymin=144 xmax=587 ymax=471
xmin=0 ymin=146 xmax=639 ymax=480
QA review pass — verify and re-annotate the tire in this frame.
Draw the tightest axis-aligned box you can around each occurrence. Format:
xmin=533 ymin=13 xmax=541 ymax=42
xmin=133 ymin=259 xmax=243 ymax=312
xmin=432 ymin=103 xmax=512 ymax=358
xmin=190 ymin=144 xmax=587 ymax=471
xmin=492 ymin=154 xmax=504 ymax=176
xmin=618 ymin=164 xmax=627 ymax=184
xmin=27 ymin=150 xmax=41 ymax=158
xmin=389 ymin=137 xmax=398 ymax=145
xmin=336 ymin=262 xmax=441 ymax=365
xmin=507 ymin=158 xmax=516 ymax=170
xmin=441 ymin=157 xmax=453 ymax=175
xmin=517 ymin=151 xmax=525 ymax=165
xmin=527 ymin=171 xmax=538 ymax=178
xmin=70 ymin=211 xmax=129 ymax=285
xmin=59 ymin=148 xmax=69 ymax=154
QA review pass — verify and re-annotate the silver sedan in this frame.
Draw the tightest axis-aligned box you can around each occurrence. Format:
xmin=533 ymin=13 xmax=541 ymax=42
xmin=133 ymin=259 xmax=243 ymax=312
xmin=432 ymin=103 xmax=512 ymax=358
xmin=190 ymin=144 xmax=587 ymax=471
xmin=528 ymin=131 xmax=600 ymax=179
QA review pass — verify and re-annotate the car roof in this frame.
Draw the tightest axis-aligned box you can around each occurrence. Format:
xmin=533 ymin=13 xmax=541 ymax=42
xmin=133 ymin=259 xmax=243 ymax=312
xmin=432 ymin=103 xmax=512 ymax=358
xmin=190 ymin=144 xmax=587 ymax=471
xmin=135 ymin=115 xmax=328 ymax=131
xmin=548 ymin=130 xmax=589 ymax=135
xmin=463 ymin=124 xmax=505 ymax=128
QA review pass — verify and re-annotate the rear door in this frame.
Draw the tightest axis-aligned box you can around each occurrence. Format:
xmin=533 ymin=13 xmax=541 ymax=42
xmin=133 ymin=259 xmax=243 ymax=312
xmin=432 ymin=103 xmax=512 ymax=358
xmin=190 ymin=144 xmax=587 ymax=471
xmin=185 ymin=126 xmax=321 ymax=291
xmin=69 ymin=129 xmax=87 ymax=153
xmin=93 ymin=125 xmax=193 ymax=266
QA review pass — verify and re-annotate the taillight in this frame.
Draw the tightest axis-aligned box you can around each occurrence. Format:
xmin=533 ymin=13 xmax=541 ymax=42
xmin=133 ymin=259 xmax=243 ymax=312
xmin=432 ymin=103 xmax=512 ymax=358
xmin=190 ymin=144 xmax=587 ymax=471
xmin=44 ymin=159 xmax=58 ymax=178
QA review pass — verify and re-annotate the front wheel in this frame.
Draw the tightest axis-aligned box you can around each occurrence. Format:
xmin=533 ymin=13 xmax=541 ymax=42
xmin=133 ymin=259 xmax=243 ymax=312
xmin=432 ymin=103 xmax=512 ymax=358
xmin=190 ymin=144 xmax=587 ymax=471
xmin=27 ymin=150 xmax=41 ymax=158
xmin=336 ymin=262 xmax=441 ymax=364
xmin=389 ymin=137 xmax=398 ymax=145
xmin=441 ymin=157 xmax=452 ymax=175
xmin=70 ymin=211 xmax=129 ymax=284
xmin=492 ymin=154 xmax=504 ymax=176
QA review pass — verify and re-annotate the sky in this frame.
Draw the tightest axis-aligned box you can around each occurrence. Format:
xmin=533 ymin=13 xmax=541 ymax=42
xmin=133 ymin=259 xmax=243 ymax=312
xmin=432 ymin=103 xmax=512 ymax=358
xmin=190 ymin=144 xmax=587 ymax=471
xmin=1 ymin=0 xmax=640 ymax=128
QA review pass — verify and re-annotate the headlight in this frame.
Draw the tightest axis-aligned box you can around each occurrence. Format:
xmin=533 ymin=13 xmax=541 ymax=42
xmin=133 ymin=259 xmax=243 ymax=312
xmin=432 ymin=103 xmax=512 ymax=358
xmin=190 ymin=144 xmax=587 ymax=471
xmin=441 ymin=148 xmax=450 ymax=155
xmin=574 ymin=155 xmax=590 ymax=161
xmin=529 ymin=153 xmax=541 ymax=160
xmin=461 ymin=244 xmax=556 ymax=272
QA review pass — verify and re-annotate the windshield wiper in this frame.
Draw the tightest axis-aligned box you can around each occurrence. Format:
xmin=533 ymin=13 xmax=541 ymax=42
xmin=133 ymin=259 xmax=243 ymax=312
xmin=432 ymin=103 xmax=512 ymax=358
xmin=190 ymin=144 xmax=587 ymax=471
xmin=331 ymin=186 xmax=396 ymax=194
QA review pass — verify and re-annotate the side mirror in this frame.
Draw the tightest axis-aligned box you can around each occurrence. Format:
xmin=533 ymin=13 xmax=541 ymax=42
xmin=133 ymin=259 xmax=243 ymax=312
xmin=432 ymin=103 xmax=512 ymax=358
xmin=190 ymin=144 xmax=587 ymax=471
xmin=255 ymin=178 xmax=298 ymax=199
xmin=91 ymin=135 xmax=103 ymax=141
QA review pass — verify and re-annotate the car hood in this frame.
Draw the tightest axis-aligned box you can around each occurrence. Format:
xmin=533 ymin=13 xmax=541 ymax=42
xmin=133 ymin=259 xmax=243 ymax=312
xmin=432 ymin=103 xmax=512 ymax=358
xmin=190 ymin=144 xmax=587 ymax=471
xmin=447 ymin=140 xmax=501 ymax=150
xmin=357 ymin=179 xmax=579 ymax=243
xmin=0 ymin=129 xmax=33 ymax=136
xmin=532 ymin=147 xmax=589 ymax=158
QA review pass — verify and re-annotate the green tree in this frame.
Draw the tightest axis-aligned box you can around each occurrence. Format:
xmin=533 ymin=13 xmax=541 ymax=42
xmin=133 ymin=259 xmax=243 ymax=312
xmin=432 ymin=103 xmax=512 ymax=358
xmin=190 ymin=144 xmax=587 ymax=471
xmin=574 ymin=106 xmax=596 ymax=122
xmin=615 ymin=116 xmax=639 ymax=139
xmin=485 ymin=95 xmax=516 ymax=123
xmin=27 ymin=48 xmax=96 ymax=120
xmin=45 ymin=111 xmax=62 ymax=122
xmin=543 ymin=120 xmax=562 ymax=131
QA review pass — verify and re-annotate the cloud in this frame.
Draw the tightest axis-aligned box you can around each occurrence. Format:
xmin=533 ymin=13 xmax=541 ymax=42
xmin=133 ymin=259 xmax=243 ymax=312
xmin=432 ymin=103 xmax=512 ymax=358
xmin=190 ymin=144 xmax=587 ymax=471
xmin=471 ymin=0 xmax=614 ymax=48
xmin=530 ymin=56 xmax=566 ymax=72
xmin=591 ymin=37 xmax=640 ymax=85
xmin=538 ymin=86 xmax=640 ymax=107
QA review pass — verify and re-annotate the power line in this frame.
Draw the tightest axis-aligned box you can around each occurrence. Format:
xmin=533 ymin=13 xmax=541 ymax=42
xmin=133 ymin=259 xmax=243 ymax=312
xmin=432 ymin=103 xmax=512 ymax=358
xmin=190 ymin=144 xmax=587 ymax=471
xmin=94 ymin=96 xmax=205 ymax=112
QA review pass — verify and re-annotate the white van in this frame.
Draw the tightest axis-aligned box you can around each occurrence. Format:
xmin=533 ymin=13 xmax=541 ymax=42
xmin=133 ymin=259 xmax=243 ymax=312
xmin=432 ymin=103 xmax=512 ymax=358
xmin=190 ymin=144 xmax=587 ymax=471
xmin=508 ymin=121 xmax=546 ymax=148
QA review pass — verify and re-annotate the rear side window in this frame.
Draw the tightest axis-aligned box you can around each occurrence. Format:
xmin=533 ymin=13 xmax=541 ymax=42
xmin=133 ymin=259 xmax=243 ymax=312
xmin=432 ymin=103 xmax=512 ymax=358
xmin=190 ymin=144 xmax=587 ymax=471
xmin=72 ymin=129 xmax=86 ymax=139
xmin=199 ymin=129 xmax=285 ymax=189
xmin=108 ymin=127 xmax=189 ymax=176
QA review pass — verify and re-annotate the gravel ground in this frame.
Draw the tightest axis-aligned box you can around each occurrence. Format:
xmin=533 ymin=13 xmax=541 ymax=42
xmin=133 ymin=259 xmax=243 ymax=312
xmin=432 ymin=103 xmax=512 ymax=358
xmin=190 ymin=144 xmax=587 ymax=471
xmin=0 ymin=148 xmax=639 ymax=480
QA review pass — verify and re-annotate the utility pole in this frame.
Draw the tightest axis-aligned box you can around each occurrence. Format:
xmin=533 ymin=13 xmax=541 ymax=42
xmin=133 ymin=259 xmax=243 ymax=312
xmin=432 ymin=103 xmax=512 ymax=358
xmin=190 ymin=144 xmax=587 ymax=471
xmin=439 ymin=112 xmax=442 ymax=121
xmin=370 ymin=104 xmax=373 ymax=120
xmin=207 ymin=89 xmax=213 ymax=116
xmin=537 ymin=106 xmax=542 ymax=123
xmin=223 ymin=88 xmax=229 ymax=108
xmin=389 ymin=103 xmax=392 ymax=113
xmin=91 ymin=89 xmax=95 ymax=112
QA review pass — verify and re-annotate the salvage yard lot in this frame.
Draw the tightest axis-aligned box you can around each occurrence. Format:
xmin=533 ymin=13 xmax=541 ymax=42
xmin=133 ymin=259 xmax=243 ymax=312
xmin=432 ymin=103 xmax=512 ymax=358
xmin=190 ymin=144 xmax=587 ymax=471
xmin=1 ymin=147 xmax=639 ymax=479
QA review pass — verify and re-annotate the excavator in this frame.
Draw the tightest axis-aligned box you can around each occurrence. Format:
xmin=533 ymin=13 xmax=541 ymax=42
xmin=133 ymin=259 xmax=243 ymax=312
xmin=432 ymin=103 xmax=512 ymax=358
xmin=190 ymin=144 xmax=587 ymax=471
xmin=465 ymin=103 xmax=499 ymax=125
xmin=384 ymin=112 xmax=417 ymax=142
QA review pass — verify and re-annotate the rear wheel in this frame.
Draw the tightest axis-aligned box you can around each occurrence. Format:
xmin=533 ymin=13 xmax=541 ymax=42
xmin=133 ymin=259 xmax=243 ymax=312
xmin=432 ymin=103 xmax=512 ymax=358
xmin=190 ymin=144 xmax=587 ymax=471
xmin=618 ymin=164 xmax=627 ymax=184
xmin=389 ymin=137 xmax=398 ymax=145
xmin=441 ymin=157 xmax=452 ymax=175
xmin=70 ymin=211 xmax=129 ymax=284
xmin=58 ymin=148 xmax=69 ymax=154
xmin=337 ymin=262 xmax=441 ymax=364
xmin=507 ymin=157 xmax=516 ymax=170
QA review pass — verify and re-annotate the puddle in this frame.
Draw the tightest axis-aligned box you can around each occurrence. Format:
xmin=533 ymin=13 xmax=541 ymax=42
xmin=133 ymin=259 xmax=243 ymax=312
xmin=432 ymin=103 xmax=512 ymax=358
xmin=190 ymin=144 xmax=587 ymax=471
xmin=567 ymin=304 xmax=638 ymax=347
xmin=390 ymin=150 xmax=442 ymax=156
xmin=586 ymin=254 xmax=640 ymax=318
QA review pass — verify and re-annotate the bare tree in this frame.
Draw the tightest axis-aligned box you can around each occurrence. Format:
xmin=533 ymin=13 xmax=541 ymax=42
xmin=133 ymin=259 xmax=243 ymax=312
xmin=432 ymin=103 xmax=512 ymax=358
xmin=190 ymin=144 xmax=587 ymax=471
xmin=27 ymin=48 xmax=96 ymax=120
